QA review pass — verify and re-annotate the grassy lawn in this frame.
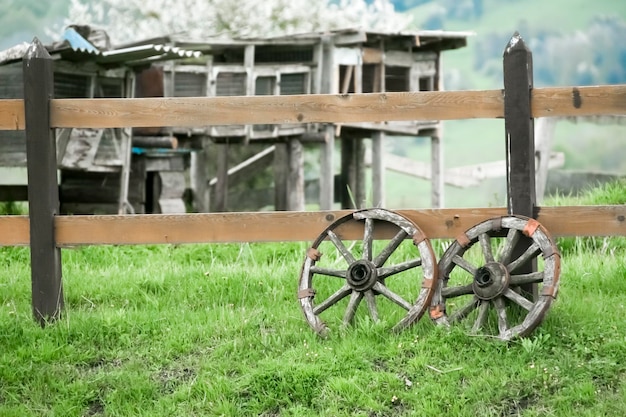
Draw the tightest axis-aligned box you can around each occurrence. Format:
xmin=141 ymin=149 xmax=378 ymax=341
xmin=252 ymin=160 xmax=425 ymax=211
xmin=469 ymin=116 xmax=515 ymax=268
xmin=1 ymin=182 xmax=626 ymax=416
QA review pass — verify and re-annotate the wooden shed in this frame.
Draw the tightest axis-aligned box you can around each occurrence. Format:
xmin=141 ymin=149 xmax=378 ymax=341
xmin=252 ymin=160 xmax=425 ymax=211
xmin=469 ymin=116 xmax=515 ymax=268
xmin=0 ymin=25 xmax=201 ymax=214
xmin=0 ymin=27 xmax=470 ymax=214
xmin=130 ymin=28 xmax=471 ymax=211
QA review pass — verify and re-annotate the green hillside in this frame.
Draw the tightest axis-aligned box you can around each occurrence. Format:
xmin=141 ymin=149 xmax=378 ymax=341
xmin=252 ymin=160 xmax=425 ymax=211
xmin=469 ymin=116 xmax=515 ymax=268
xmin=409 ymin=0 xmax=626 ymax=89
xmin=385 ymin=0 xmax=626 ymax=209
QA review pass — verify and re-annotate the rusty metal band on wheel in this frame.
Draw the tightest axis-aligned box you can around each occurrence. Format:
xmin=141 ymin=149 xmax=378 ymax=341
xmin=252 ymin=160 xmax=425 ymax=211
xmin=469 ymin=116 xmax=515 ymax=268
xmin=455 ymin=232 xmax=471 ymax=248
xmin=522 ymin=218 xmax=540 ymax=237
xmin=306 ymin=247 xmax=322 ymax=261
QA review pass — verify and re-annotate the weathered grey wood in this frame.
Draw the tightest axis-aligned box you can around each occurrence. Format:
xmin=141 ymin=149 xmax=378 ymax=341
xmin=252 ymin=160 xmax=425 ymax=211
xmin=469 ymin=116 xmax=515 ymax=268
xmin=118 ymin=129 xmax=132 ymax=214
xmin=59 ymin=128 xmax=103 ymax=170
xmin=534 ymin=117 xmax=557 ymax=203
xmin=190 ymin=146 xmax=209 ymax=212
xmin=340 ymin=137 xmax=354 ymax=209
xmin=503 ymin=32 xmax=537 ymax=298
xmin=319 ymin=125 xmax=335 ymax=210
xmin=273 ymin=143 xmax=288 ymax=211
xmin=287 ymin=139 xmax=305 ymax=211
xmin=23 ymin=38 xmax=63 ymax=325
xmin=371 ymin=131 xmax=385 ymax=207
xmin=214 ymin=142 xmax=229 ymax=212
xmin=132 ymin=135 xmax=178 ymax=149
xmin=431 ymin=215 xmax=560 ymax=340
xmin=430 ymin=132 xmax=444 ymax=208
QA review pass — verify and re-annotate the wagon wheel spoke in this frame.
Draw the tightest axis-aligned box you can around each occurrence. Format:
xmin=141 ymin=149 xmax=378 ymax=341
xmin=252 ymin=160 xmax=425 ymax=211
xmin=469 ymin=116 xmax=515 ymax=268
xmin=327 ymin=229 xmax=356 ymax=264
xmin=342 ymin=291 xmax=363 ymax=326
xmin=373 ymin=229 xmax=407 ymax=267
xmin=362 ymin=218 xmax=374 ymax=261
xmin=441 ymin=283 xmax=474 ymax=298
xmin=497 ymin=228 xmax=520 ymax=265
xmin=310 ymin=265 xmax=347 ymax=279
xmin=378 ymin=258 xmax=422 ymax=280
xmin=313 ymin=284 xmax=352 ymax=315
xmin=493 ymin=297 xmax=509 ymax=337
xmin=471 ymin=300 xmax=490 ymax=333
xmin=509 ymin=271 xmax=544 ymax=287
xmin=448 ymin=296 xmax=479 ymax=324
xmin=503 ymin=288 xmax=534 ymax=311
xmin=506 ymin=242 xmax=541 ymax=273
xmin=452 ymin=255 xmax=478 ymax=275
xmin=364 ymin=290 xmax=379 ymax=322
xmin=478 ymin=233 xmax=495 ymax=263
xmin=372 ymin=281 xmax=413 ymax=311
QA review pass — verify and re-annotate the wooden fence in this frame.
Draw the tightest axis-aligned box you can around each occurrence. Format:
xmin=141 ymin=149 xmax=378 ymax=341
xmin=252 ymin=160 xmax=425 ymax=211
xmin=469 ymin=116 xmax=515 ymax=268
xmin=1 ymin=34 xmax=626 ymax=325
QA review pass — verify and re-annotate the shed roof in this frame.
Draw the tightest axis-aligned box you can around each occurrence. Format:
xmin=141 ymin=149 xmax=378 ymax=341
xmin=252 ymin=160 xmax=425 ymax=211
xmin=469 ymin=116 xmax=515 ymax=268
xmin=120 ymin=27 xmax=473 ymax=53
xmin=0 ymin=26 xmax=202 ymax=67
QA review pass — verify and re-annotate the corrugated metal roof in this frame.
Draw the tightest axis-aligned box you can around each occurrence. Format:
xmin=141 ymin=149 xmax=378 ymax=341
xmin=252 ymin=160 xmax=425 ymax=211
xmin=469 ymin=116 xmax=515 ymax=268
xmin=0 ymin=28 xmax=202 ymax=67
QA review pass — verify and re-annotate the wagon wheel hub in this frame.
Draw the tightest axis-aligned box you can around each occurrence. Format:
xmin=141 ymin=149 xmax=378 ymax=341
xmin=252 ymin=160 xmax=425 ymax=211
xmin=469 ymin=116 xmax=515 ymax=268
xmin=346 ymin=260 xmax=378 ymax=292
xmin=472 ymin=262 xmax=509 ymax=300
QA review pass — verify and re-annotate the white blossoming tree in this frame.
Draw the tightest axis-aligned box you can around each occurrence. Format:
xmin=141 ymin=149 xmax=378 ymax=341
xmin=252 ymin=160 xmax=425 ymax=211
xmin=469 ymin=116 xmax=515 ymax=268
xmin=65 ymin=0 xmax=411 ymax=45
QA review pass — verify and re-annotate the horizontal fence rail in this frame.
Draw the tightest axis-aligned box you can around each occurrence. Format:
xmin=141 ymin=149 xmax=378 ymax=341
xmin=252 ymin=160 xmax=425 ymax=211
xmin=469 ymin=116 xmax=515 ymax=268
xmin=1 ymin=85 xmax=625 ymax=131
xmin=1 ymin=206 xmax=625 ymax=247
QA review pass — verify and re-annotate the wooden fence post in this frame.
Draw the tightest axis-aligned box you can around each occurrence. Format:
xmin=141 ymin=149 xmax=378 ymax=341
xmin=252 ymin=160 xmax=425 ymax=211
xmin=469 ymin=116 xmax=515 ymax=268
xmin=23 ymin=38 xmax=64 ymax=325
xmin=503 ymin=32 xmax=537 ymax=297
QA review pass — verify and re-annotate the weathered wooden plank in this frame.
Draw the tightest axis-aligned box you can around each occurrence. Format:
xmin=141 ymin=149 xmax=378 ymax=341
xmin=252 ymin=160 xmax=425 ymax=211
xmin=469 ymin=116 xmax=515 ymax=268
xmin=0 ymin=215 xmax=30 ymax=246
xmin=0 ymin=99 xmax=25 ymax=130
xmin=49 ymin=90 xmax=505 ymax=128
xmin=23 ymin=38 xmax=64 ymax=324
xmin=532 ymin=85 xmax=626 ymax=118
xmin=1 ymin=206 xmax=625 ymax=247
xmin=2 ymin=85 xmax=625 ymax=131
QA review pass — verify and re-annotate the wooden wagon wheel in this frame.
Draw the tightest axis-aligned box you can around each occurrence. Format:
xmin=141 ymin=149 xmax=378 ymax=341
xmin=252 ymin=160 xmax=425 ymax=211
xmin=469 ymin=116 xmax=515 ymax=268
xmin=430 ymin=215 xmax=561 ymax=341
xmin=298 ymin=208 xmax=437 ymax=336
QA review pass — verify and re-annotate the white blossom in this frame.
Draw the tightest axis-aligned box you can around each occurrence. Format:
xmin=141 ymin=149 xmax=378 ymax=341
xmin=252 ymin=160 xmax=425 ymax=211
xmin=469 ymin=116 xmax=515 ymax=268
xmin=62 ymin=0 xmax=410 ymax=45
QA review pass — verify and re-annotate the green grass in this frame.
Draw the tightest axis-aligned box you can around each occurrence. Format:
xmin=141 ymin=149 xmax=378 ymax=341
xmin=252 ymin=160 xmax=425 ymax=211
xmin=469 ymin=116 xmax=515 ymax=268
xmin=1 ymin=182 xmax=626 ymax=416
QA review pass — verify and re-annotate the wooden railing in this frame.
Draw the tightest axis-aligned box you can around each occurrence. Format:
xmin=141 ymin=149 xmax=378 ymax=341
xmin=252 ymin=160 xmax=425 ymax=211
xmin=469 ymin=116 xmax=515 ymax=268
xmin=1 ymin=35 xmax=625 ymax=324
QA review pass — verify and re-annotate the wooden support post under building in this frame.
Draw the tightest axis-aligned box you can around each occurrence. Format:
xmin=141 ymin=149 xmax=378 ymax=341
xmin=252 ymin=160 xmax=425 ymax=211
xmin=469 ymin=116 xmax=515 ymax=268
xmin=191 ymin=142 xmax=210 ymax=212
xmin=275 ymin=139 xmax=305 ymax=211
xmin=319 ymin=125 xmax=335 ymax=210
xmin=23 ymin=38 xmax=64 ymax=325
xmin=288 ymin=139 xmax=305 ymax=211
xmin=340 ymin=135 xmax=366 ymax=209
xmin=371 ymin=131 xmax=385 ymax=207
xmin=430 ymin=131 xmax=444 ymax=208
xmin=503 ymin=32 xmax=537 ymax=297
xmin=215 ymin=142 xmax=229 ymax=212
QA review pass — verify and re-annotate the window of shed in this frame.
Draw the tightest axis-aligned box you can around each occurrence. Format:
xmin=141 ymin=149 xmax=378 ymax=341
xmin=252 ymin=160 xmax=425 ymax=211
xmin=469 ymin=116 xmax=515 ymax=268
xmin=97 ymin=77 xmax=124 ymax=98
xmin=216 ymin=72 xmax=246 ymax=96
xmin=384 ymin=66 xmax=410 ymax=92
xmin=419 ymin=76 xmax=435 ymax=92
xmin=255 ymin=76 xmax=276 ymax=95
xmin=55 ymin=72 xmax=90 ymax=98
xmin=174 ymin=72 xmax=207 ymax=97
xmin=280 ymin=73 xmax=307 ymax=95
